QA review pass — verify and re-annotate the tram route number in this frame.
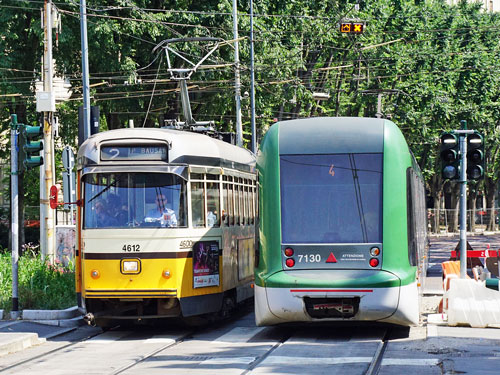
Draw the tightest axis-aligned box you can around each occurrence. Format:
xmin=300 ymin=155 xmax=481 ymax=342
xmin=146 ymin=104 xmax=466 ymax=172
xmin=122 ymin=244 xmax=141 ymax=252
xmin=297 ymin=254 xmax=321 ymax=263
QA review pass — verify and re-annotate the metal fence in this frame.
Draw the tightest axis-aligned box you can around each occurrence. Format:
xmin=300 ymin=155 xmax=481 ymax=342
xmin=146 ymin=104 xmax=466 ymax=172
xmin=427 ymin=208 xmax=499 ymax=235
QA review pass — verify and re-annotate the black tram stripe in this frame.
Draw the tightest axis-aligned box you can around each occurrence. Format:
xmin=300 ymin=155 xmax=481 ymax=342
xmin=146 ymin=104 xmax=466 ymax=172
xmin=83 ymin=252 xmax=193 ymax=260
xmin=85 ymin=294 xmax=177 ymax=298
xmin=86 ymin=289 xmax=177 ymax=293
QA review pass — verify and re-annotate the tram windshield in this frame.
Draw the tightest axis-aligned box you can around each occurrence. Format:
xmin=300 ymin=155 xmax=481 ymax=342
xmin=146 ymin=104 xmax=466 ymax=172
xmin=83 ymin=172 xmax=187 ymax=229
xmin=280 ymin=153 xmax=382 ymax=243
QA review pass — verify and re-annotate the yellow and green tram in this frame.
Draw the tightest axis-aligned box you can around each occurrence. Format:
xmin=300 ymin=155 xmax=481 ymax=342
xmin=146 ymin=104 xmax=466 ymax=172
xmin=255 ymin=117 xmax=428 ymax=326
xmin=76 ymin=128 xmax=256 ymax=327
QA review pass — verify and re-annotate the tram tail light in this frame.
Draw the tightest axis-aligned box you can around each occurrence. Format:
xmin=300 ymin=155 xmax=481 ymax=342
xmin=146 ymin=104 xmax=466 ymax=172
xmin=370 ymin=247 xmax=380 ymax=256
xmin=284 ymin=247 xmax=294 ymax=257
xmin=285 ymin=258 xmax=295 ymax=268
xmin=369 ymin=258 xmax=379 ymax=268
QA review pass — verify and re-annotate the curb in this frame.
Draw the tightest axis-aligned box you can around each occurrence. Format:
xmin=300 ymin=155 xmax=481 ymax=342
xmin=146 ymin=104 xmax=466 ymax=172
xmin=22 ymin=306 xmax=84 ymax=327
xmin=0 ymin=332 xmax=45 ymax=357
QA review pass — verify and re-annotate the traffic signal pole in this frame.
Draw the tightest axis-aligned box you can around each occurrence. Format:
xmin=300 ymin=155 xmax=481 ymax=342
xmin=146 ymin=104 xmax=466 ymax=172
xmin=10 ymin=115 xmax=20 ymax=318
xmin=458 ymin=131 xmax=468 ymax=279
xmin=455 ymin=123 xmax=475 ymax=279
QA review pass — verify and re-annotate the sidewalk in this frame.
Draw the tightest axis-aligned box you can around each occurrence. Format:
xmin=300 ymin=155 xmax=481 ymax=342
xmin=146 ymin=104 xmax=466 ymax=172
xmin=0 ymin=306 xmax=85 ymax=357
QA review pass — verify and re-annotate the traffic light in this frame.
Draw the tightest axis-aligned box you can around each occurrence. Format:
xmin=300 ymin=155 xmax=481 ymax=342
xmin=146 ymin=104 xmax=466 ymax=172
xmin=467 ymin=132 xmax=484 ymax=180
xmin=440 ymin=132 xmax=460 ymax=180
xmin=18 ymin=124 xmax=43 ymax=172
xmin=340 ymin=21 xmax=365 ymax=34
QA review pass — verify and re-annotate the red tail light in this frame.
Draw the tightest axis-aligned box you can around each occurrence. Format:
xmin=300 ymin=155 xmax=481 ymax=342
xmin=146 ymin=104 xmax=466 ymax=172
xmin=285 ymin=258 xmax=295 ymax=268
xmin=369 ymin=258 xmax=379 ymax=267
xmin=284 ymin=247 xmax=294 ymax=257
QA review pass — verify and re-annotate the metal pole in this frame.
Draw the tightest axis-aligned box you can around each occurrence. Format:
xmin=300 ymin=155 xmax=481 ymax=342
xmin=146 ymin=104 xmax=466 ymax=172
xmin=249 ymin=0 xmax=256 ymax=154
xmin=42 ymin=0 xmax=56 ymax=261
xmin=376 ymin=93 xmax=382 ymax=118
xmin=10 ymin=116 xmax=20 ymax=319
xmin=459 ymin=120 xmax=468 ymax=279
xmin=80 ymin=0 xmax=91 ymax=141
xmin=232 ymin=0 xmax=243 ymax=147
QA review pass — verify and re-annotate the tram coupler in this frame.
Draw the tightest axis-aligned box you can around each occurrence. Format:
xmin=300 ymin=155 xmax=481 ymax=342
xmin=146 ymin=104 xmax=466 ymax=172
xmin=83 ymin=312 xmax=96 ymax=326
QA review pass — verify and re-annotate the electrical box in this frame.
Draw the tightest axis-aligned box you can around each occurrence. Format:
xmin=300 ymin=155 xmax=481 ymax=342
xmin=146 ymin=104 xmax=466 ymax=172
xmin=36 ymin=91 xmax=56 ymax=112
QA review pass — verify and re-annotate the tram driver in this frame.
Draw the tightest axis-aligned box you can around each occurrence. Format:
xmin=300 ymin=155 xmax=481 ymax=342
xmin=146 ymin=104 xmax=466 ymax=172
xmin=144 ymin=194 xmax=178 ymax=227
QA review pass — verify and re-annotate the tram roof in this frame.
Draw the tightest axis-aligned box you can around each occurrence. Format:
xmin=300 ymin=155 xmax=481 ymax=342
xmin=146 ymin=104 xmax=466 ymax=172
xmin=77 ymin=128 xmax=255 ymax=172
xmin=277 ymin=117 xmax=388 ymax=154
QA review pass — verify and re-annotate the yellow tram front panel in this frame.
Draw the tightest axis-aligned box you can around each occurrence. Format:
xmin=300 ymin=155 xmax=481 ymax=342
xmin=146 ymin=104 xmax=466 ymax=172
xmin=81 ymin=230 xmax=223 ymax=299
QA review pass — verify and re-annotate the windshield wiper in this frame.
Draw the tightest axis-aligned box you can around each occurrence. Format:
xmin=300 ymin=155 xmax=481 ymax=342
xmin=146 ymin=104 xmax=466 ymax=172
xmin=88 ymin=179 xmax=118 ymax=203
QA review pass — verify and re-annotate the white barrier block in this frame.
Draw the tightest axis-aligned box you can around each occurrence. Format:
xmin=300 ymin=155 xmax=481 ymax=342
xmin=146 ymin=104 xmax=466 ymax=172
xmin=446 ymin=278 xmax=500 ymax=328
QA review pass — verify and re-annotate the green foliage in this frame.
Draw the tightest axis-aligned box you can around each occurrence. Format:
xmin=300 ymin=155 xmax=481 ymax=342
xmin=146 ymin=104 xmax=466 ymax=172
xmin=0 ymin=249 xmax=76 ymax=312
xmin=2 ymin=0 xmax=500 ymax=210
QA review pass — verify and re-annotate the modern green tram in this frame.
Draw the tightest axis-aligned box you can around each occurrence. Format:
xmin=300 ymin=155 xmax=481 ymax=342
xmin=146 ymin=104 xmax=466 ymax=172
xmin=255 ymin=117 xmax=428 ymax=326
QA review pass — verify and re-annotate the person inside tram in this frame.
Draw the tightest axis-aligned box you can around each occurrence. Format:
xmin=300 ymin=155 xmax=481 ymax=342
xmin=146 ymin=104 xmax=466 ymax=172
xmin=108 ymin=194 xmax=129 ymax=226
xmin=95 ymin=199 xmax=118 ymax=228
xmin=144 ymin=193 xmax=177 ymax=227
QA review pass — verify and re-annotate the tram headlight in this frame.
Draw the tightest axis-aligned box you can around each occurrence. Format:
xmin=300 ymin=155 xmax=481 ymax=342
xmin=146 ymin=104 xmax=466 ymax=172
xmin=162 ymin=269 xmax=171 ymax=279
xmin=121 ymin=259 xmax=141 ymax=274
xmin=91 ymin=269 xmax=100 ymax=279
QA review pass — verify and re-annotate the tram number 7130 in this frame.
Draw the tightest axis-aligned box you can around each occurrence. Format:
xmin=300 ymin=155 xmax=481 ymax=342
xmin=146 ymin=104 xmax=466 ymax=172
xmin=297 ymin=254 xmax=321 ymax=263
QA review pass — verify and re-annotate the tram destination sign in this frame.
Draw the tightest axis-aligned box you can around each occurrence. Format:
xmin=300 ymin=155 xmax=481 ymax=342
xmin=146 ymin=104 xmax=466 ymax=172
xmin=101 ymin=145 xmax=168 ymax=161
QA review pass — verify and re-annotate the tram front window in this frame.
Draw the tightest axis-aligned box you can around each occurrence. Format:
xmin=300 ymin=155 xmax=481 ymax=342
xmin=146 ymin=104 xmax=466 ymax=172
xmin=280 ymin=153 xmax=382 ymax=243
xmin=83 ymin=172 xmax=187 ymax=229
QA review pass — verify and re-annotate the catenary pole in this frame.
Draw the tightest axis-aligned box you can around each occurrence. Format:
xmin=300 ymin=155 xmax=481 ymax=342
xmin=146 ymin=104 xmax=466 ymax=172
xmin=249 ymin=0 xmax=256 ymax=154
xmin=80 ymin=0 xmax=91 ymax=141
xmin=232 ymin=0 xmax=243 ymax=147
xmin=42 ymin=0 xmax=56 ymax=260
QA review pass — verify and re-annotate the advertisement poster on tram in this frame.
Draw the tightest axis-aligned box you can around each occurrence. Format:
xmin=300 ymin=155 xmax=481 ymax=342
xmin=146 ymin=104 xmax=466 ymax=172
xmin=193 ymin=241 xmax=220 ymax=288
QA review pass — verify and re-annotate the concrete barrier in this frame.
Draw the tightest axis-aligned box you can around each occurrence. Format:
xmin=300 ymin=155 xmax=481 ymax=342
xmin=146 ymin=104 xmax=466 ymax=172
xmin=445 ymin=278 xmax=500 ymax=328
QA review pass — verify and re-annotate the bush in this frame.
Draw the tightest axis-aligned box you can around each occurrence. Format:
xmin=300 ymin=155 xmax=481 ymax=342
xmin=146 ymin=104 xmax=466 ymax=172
xmin=0 ymin=248 xmax=76 ymax=312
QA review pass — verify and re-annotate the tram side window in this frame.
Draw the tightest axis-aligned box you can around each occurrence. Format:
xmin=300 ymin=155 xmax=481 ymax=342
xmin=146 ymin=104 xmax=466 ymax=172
xmin=191 ymin=182 xmax=205 ymax=227
xmin=228 ymin=180 xmax=234 ymax=226
xmin=207 ymin=181 xmax=220 ymax=227
xmin=234 ymin=182 xmax=241 ymax=225
xmin=407 ymin=168 xmax=418 ymax=266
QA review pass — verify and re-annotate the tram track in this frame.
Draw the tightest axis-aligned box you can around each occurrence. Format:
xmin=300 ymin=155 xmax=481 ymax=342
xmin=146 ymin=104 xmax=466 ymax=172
xmin=0 ymin=328 xmax=103 ymax=373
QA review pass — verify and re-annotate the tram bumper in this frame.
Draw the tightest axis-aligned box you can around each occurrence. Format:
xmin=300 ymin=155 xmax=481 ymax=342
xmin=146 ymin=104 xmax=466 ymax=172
xmin=255 ymin=269 xmax=418 ymax=326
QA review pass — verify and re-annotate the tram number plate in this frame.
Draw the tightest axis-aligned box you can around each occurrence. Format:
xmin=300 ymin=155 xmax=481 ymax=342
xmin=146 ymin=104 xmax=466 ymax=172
xmin=297 ymin=254 xmax=321 ymax=263
xmin=122 ymin=244 xmax=140 ymax=252
xmin=313 ymin=302 xmax=354 ymax=314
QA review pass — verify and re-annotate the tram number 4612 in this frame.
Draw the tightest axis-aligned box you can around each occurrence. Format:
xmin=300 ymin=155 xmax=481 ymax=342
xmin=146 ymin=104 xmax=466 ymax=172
xmin=297 ymin=254 xmax=321 ymax=263
xmin=122 ymin=244 xmax=140 ymax=252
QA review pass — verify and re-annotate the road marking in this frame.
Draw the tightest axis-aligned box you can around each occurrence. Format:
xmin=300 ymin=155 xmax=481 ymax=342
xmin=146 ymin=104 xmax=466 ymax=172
xmin=201 ymin=357 xmax=256 ymax=365
xmin=256 ymin=356 xmax=440 ymax=366
xmin=260 ymin=356 xmax=373 ymax=365
xmin=86 ymin=331 xmax=131 ymax=343
xmin=382 ymin=358 xmax=440 ymax=366
xmin=144 ymin=336 xmax=177 ymax=345
xmin=213 ymin=327 xmax=265 ymax=344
